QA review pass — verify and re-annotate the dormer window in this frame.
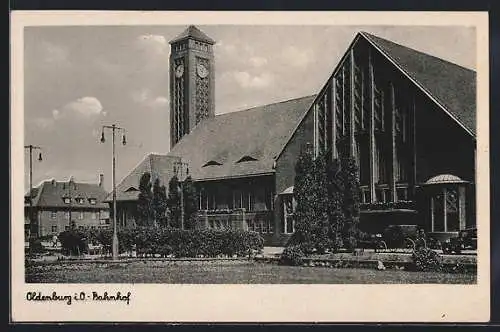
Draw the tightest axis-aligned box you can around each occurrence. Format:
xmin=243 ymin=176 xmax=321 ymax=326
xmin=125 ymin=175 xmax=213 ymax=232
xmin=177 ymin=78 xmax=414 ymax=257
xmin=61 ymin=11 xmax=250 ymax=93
xmin=75 ymin=197 xmax=85 ymax=204
xmin=63 ymin=197 xmax=71 ymax=204
xmin=88 ymin=198 xmax=97 ymax=205
xmin=202 ymin=160 xmax=222 ymax=167
xmin=236 ymin=155 xmax=258 ymax=163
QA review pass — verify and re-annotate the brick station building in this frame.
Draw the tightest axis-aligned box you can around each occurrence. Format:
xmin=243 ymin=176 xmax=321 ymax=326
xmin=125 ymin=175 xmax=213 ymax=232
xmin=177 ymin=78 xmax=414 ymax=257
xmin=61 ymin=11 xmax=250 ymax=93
xmin=25 ymin=176 xmax=110 ymax=238
xmin=112 ymin=26 xmax=476 ymax=245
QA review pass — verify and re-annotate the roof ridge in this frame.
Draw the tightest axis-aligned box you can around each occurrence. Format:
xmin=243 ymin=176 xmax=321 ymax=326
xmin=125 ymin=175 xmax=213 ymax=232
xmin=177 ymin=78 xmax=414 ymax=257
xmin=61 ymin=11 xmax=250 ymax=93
xmin=215 ymin=94 xmax=318 ymax=118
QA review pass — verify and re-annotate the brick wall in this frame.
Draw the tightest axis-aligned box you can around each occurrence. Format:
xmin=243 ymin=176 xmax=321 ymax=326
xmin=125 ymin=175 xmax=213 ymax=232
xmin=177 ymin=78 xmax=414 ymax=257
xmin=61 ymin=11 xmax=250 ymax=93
xmin=274 ymin=106 xmax=315 ymax=236
xmin=37 ymin=209 xmax=109 ymax=236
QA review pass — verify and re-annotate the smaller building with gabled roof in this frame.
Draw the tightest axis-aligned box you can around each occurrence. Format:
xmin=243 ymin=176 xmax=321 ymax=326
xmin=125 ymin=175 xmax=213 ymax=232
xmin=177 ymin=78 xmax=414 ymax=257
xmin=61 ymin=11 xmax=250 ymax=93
xmin=25 ymin=175 xmax=110 ymax=238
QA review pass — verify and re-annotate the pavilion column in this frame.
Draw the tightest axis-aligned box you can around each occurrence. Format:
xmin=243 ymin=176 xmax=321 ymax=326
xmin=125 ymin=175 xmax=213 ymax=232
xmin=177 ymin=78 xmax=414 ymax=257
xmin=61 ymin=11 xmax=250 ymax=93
xmin=410 ymin=92 xmax=418 ymax=200
xmin=368 ymin=49 xmax=376 ymax=202
xmin=459 ymin=185 xmax=466 ymax=230
xmin=390 ymin=81 xmax=397 ymax=202
xmin=349 ymin=49 xmax=356 ymax=157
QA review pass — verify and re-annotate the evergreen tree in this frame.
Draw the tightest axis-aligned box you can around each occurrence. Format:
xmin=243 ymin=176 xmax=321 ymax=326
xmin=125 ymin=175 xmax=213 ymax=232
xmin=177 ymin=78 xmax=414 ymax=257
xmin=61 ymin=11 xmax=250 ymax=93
xmin=311 ymin=151 xmax=332 ymax=253
xmin=137 ymin=172 xmax=153 ymax=227
xmin=336 ymin=135 xmax=361 ymax=250
xmin=326 ymin=157 xmax=345 ymax=251
xmin=341 ymin=156 xmax=361 ymax=250
xmin=290 ymin=144 xmax=317 ymax=253
xmin=152 ymin=178 xmax=168 ymax=227
xmin=182 ymin=175 xmax=198 ymax=230
xmin=167 ymin=175 xmax=181 ymax=228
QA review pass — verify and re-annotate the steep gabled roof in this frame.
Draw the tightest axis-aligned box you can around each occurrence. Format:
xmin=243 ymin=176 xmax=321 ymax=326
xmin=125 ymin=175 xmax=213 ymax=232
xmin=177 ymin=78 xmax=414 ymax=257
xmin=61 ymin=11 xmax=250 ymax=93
xmin=109 ymin=154 xmax=180 ymax=202
xmin=360 ymin=32 xmax=476 ymax=137
xmin=25 ymin=180 xmax=108 ymax=209
xmin=169 ymin=25 xmax=215 ymax=45
xmin=167 ymin=95 xmax=316 ymax=181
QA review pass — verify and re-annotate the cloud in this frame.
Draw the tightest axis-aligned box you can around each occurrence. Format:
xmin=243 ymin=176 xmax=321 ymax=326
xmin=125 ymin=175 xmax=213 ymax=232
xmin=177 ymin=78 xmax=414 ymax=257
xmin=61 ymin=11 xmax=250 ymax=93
xmin=33 ymin=117 xmax=55 ymax=129
xmin=131 ymin=89 xmax=168 ymax=109
xmin=135 ymin=34 xmax=168 ymax=56
xmin=63 ymin=97 xmax=104 ymax=117
xmin=52 ymin=109 xmax=60 ymax=119
xmin=249 ymin=56 xmax=268 ymax=68
xmin=41 ymin=41 xmax=70 ymax=66
xmin=228 ymin=71 xmax=274 ymax=89
xmin=281 ymin=46 xmax=313 ymax=68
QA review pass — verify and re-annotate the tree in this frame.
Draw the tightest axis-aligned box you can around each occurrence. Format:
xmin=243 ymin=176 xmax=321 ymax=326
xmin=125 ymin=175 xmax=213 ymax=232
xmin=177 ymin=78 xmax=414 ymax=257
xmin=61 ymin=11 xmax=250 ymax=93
xmin=325 ymin=156 xmax=345 ymax=252
xmin=137 ymin=172 xmax=153 ymax=227
xmin=337 ymin=136 xmax=361 ymax=250
xmin=167 ymin=175 xmax=181 ymax=228
xmin=290 ymin=144 xmax=317 ymax=253
xmin=340 ymin=156 xmax=361 ymax=250
xmin=152 ymin=178 xmax=168 ymax=227
xmin=182 ymin=175 xmax=198 ymax=229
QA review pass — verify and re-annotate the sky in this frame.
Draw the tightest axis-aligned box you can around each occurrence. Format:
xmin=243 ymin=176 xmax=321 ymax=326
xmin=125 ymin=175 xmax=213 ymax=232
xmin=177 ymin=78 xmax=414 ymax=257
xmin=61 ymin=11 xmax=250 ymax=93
xmin=23 ymin=25 xmax=476 ymax=192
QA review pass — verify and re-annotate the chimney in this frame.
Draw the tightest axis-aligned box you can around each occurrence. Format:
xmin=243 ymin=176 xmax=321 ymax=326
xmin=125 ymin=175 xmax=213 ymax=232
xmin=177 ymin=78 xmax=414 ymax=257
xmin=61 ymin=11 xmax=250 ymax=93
xmin=51 ymin=179 xmax=56 ymax=187
xmin=99 ymin=174 xmax=104 ymax=187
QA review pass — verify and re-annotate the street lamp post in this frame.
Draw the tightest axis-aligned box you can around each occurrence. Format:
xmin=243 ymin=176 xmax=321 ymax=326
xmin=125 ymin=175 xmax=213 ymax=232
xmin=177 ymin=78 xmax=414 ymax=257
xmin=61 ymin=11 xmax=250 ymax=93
xmin=173 ymin=161 xmax=189 ymax=230
xmin=100 ymin=124 xmax=127 ymax=261
xmin=24 ymin=145 xmax=43 ymax=240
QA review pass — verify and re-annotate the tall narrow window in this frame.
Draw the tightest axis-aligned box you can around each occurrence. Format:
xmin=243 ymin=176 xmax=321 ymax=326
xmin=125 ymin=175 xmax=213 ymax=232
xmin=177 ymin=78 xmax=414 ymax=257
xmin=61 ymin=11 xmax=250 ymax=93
xmin=335 ymin=75 xmax=344 ymax=141
xmin=353 ymin=62 xmax=363 ymax=133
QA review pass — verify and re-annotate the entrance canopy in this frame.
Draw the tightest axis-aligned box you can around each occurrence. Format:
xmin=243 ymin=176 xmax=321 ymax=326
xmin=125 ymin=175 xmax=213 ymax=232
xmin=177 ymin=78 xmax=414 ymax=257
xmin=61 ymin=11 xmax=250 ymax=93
xmin=423 ymin=174 xmax=468 ymax=186
xmin=280 ymin=186 xmax=294 ymax=195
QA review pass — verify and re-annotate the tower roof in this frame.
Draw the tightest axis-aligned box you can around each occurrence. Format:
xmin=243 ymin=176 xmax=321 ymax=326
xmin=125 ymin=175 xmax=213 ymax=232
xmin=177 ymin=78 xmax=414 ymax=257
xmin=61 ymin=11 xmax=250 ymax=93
xmin=169 ymin=25 xmax=215 ymax=45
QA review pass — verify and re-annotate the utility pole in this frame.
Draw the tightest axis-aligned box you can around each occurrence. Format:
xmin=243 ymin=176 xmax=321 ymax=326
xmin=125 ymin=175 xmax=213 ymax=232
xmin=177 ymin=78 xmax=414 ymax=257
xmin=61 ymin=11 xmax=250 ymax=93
xmin=24 ymin=145 xmax=42 ymax=240
xmin=173 ymin=160 xmax=189 ymax=230
xmin=100 ymin=124 xmax=127 ymax=261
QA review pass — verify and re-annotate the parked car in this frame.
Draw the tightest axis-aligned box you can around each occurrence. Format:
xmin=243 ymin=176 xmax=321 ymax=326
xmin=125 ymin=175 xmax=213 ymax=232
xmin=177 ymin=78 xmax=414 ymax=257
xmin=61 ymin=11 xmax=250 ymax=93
xmin=441 ymin=227 xmax=477 ymax=254
xmin=377 ymin=224 xmax=420 ymax=250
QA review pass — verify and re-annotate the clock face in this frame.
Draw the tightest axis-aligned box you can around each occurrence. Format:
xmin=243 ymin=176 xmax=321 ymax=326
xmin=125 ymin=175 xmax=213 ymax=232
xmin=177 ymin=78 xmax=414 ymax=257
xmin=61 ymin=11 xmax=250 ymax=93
xmin=197 ymin=64 xmax=209 ymax=78
xmin=175 ymin=65 xmax=184 ymax=78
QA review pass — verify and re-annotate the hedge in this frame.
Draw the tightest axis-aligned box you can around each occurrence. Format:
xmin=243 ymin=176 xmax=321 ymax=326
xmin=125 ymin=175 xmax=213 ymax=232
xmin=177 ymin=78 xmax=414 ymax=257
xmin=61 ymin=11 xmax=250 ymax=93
xmin=59 ymin=227 xmax=264 ymax=258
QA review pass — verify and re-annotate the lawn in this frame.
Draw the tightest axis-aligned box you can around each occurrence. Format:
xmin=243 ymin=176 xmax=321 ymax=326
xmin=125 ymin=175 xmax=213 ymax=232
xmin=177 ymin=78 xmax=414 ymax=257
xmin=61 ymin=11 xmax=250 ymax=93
xmin=26 ymin=260 xmax=476 ymax=284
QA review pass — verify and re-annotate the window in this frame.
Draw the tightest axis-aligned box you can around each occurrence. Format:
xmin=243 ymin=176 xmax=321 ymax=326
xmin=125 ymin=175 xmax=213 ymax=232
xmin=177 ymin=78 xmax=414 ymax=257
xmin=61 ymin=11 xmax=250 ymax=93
xmin=63 ymin=197 xmax=71 ymax=204
xmin=75 ymin=197 xmax=84 ymax=204
xmin=233 ymin=190 xmax=243 ymax=209
xmin=125 ymin=187 xmax=138 ymax=192
xmin=236 ymin=156 xmax=258 ymax=163
xmin=88 ymin=198 xmax=96 ymax=205
xmin=51 ymin=211 xmax=57 ymax=219
xmin=202 ymin=160 xmax=222 ymax=167
xmin=65 ymin=226 xmax=70 ymax=231
xmin=397 ymin=187 xmax=408 ymax=202
xmin=78 ymin=212 xmax=84 ymax=220
xmin=91 ymin=212 xmax=97 ymax=220
xmin=283 ymin=195 xmax=295 ymax=234
xmin=65 ymin=212 xmax=70 ymax=219
xmin=51 ymin=225 xmax=58 ymax=233
xmin=208 ymin=193 xmax=216 ymax=211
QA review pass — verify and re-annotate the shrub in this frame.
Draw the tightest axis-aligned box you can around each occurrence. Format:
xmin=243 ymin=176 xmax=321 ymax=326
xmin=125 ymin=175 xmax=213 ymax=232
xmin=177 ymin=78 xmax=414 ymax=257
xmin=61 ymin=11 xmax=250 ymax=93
xmin=28 ymin=238 xmax=45 ymax=255
xmin=280 ymin=245 xmax=305 ymax=266
xmin=411 ymin=248 xmax=442 ymax=272
xmin=58 ymin=230 xmax=88 ymax=256
xmin=383 ymin=225 xmax=405 ymax=249
xmin=83 ymin=227 xmax=264 ymax=258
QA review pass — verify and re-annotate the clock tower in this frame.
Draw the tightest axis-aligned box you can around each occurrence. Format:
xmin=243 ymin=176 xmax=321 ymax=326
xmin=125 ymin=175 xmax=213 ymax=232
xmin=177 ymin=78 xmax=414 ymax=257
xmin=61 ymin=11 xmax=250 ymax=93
xmin=169 ymin=25 xmax=216 ymax=148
